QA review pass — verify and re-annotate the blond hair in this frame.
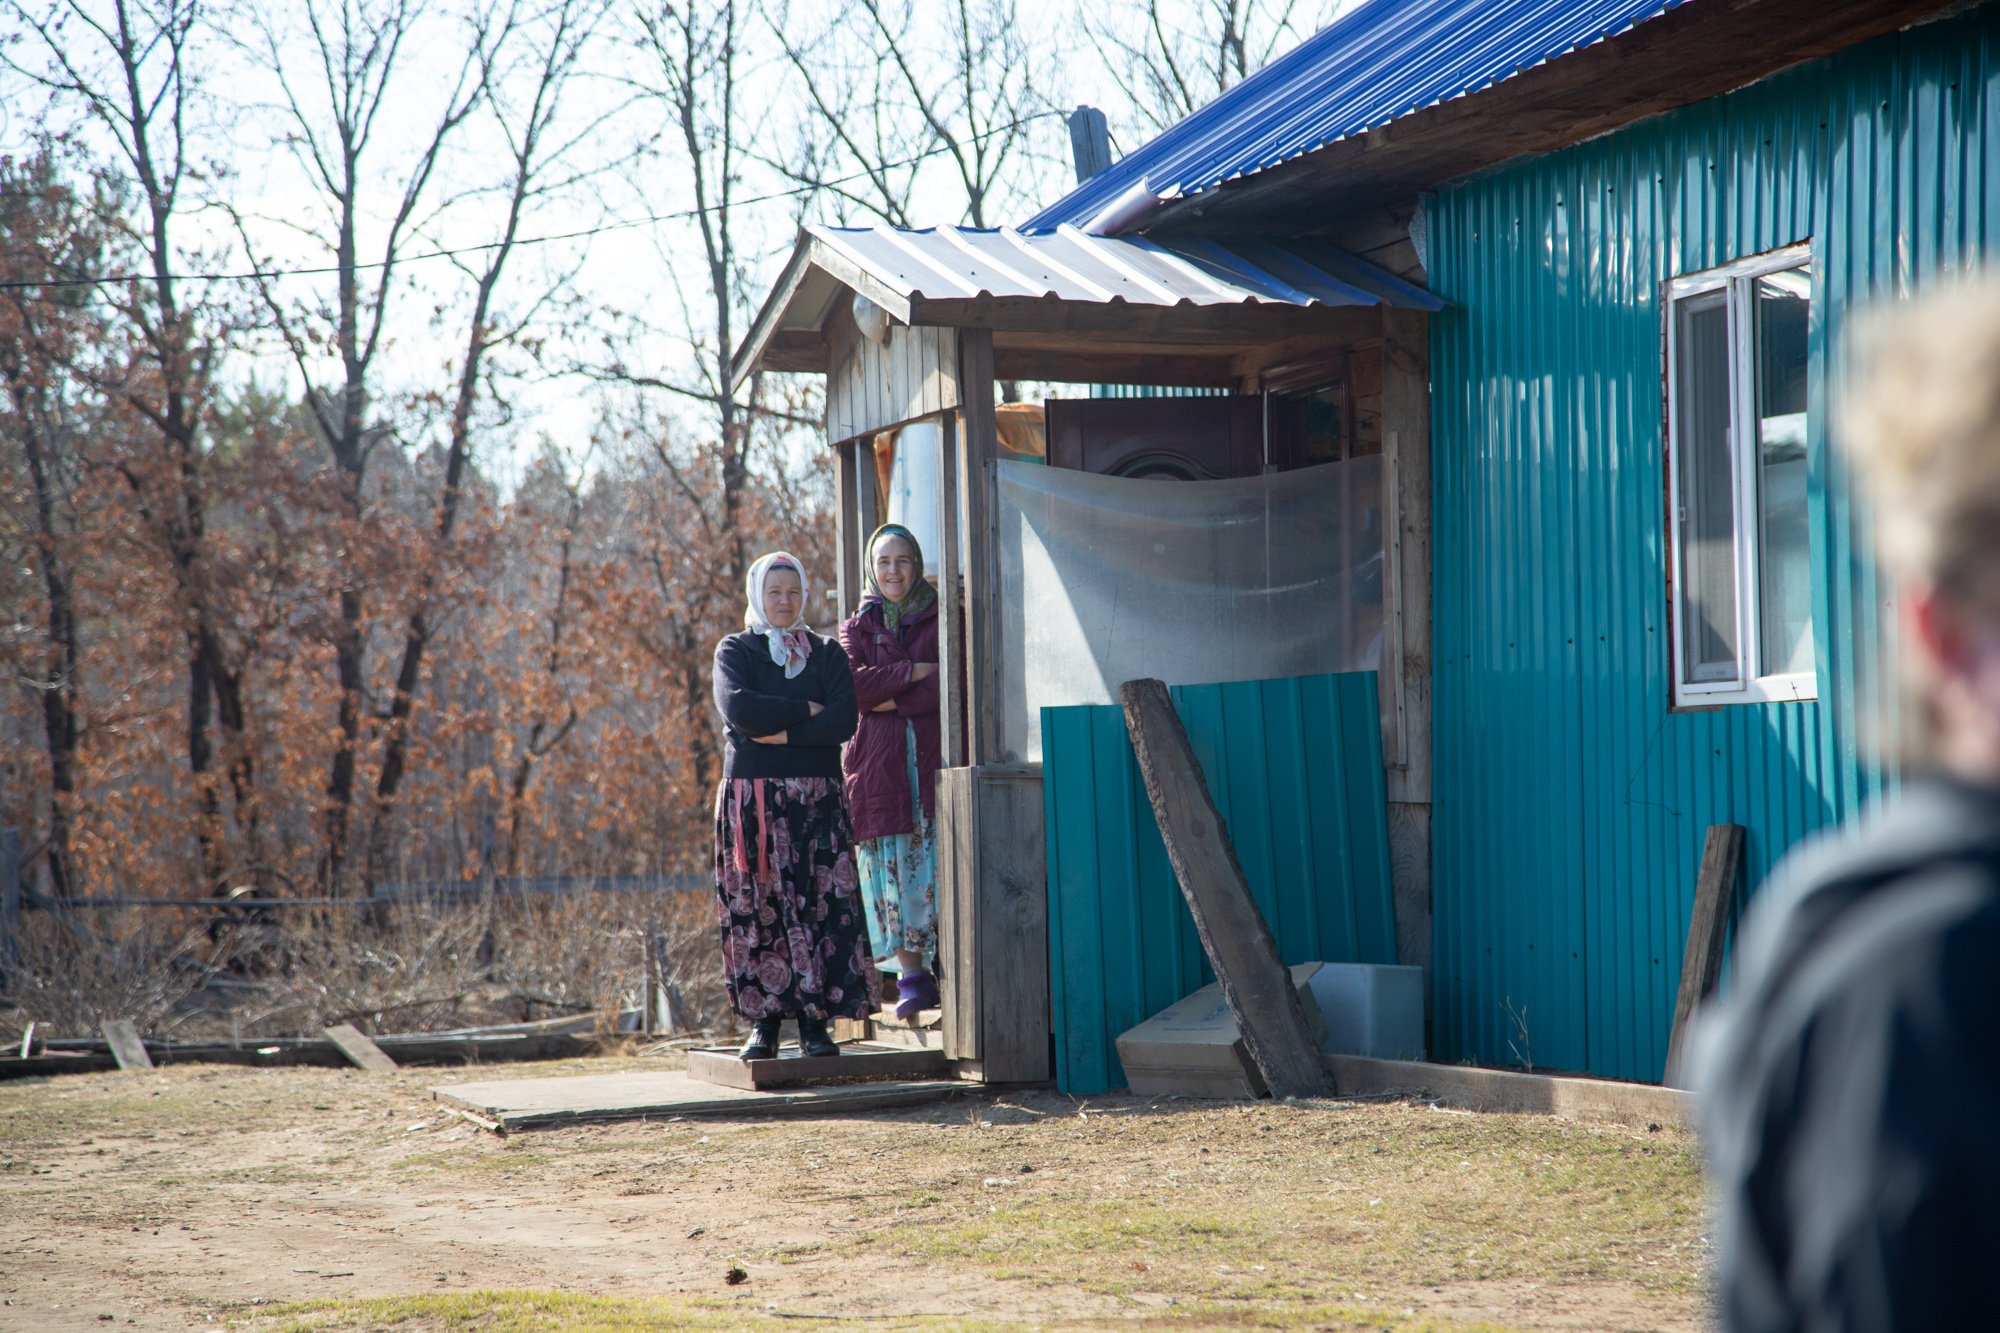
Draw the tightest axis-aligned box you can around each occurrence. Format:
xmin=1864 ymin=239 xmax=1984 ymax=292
xmin=1841 ymin=279 xmax=2000 ymax=609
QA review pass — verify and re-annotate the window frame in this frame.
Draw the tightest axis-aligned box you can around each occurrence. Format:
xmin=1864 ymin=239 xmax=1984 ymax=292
xmin=1664 ymin=242 xmax=1818 ymax=709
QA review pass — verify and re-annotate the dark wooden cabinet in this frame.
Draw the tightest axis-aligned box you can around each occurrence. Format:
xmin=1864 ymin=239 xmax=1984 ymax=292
xmin=1044 ymin=396 xmax=1269 ymax=480
xmin=1043 ymin=377 xmax=1377 ymax=481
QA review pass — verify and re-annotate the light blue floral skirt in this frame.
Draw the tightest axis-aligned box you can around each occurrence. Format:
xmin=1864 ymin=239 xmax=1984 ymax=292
xmin=855 ymin=720 xmax=937 ymax=975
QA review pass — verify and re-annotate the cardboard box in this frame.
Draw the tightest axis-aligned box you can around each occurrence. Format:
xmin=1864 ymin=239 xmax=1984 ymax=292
xmin=1115 ymin=963 xmax=1328 ymax=1099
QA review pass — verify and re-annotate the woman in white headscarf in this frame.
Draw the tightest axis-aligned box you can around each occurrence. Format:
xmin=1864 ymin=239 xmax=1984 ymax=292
xmin=711 ymin=551 xmax=876 ymax=1061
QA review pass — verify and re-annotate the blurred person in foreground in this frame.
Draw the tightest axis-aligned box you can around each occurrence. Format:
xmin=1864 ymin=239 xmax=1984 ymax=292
xmin=1698 ymin=280 xmax=2000 ymax=1330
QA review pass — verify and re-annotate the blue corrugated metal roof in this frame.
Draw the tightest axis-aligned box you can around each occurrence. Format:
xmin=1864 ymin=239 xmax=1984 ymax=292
xmin=1023 ymin=0 xmax=1691 ymax=233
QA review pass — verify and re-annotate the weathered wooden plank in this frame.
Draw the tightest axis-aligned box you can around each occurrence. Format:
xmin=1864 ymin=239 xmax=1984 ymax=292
xmin=857 ymin=433 xmax=881 ymax=544
xmin=896 ymin=320 xmax=923 ymax=424
xmin=1387 ymin=802 xmax=1432 ymax=978
xmin=973 ymin=765 xmax=1051 ymax=1084
xmin=836 ymin=440 xmax=860 ymax=616
xmin=825 ymin=324 xmax=972 ymax=447
xmin=446 ymin=1078 xmax=962 ymax=1132
xmin=1324 ymin=1053 xmax=1695 ymax=1131
xmin=1120 ymin=679 xmax=1334 ymax=1100
xmin=3 ymin=1025 xmax=621 ymax=1081
xmin=1665 ymin=823 xmax=1746 ymax=1088
xmin=323 ymin=1023 xmax=399 ymax=1073
xmin=102 ymin=1019 xmax=153 ymax=1071
xmin=931 ymin=326 xmax=960 ymax=411
xmin=1380 ymin=310 xmax=1432 ymax=806
xmin=958 ymin=330 xmax=999 ymax=765
xmin=937 ymin=414 xmax=966 ymax=768
xmin=936 ymin=767 xmax=980 ymax=1060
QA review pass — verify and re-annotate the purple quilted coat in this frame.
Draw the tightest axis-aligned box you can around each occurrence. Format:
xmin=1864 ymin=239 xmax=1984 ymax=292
xmin=838 ymin=597 xmax=941 ymax=843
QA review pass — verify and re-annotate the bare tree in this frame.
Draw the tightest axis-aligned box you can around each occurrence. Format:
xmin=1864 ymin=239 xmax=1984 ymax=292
xmin=0 ymin=153 xmax=104 ymax=900
xmin=364 ymin=0 xmax=614 ymax=883
xmin=629 ymin=0 xmax=751 ymax=574
xmin=0 ymin=0 xmax=253 ymax=888
xmin=1082 ymin=0 xmax=1345 ymax=139
xmin=764 ymin=0 xmax=1047 ymax=229
xmin=499 ymin=446 xmax=584 ymax=875
xmin=227 ymin=0 xmax=494 ymax=889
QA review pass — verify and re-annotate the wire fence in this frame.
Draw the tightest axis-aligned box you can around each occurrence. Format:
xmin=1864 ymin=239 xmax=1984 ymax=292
xmin=0 ymin=828 xmax=706 ymax=976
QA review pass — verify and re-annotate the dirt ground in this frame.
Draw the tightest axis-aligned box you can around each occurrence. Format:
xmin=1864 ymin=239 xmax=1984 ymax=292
xmin=0 ymin=1053 xmax=1708 ymax=1332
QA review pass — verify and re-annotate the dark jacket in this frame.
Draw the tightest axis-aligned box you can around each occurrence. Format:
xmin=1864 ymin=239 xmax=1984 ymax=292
xmin=1696 ymin=775 xmax=2000 ymax=1333
xmin=838 ymin=597 xmax=941 ymax=842
xmin=712 ymin=629 xmax=857 ymax=781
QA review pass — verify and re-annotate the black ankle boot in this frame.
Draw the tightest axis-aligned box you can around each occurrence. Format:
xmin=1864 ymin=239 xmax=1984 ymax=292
xmin=739 ymin=1017 xmax=782 ymax=1061
xmin=796 ymin=1014 xmax=839 ymax=1058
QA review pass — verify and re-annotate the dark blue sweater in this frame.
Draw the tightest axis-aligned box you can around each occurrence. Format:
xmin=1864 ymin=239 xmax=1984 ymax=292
xmin=712 ymin=629 xmax=858 ymax=781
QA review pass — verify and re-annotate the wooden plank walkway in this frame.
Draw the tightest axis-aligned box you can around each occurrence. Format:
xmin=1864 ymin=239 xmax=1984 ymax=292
xmin=432 ymin=1068 xmax=962 ymax=1132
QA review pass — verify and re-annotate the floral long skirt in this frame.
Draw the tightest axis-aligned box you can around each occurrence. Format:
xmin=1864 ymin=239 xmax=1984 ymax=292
xmin=855 ymin=720 xmax=939 ymax=976
xmin=713 ymin=776 xmax=879 ymax=1021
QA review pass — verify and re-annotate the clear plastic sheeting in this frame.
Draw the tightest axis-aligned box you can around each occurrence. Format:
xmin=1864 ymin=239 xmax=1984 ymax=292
xmin=996 ymin=457 xmax=1383 ymax=762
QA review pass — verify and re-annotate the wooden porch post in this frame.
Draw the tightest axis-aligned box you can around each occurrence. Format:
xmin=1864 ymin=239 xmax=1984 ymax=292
xmin=957 ymin=330 xmax=1000 ymax=765
xmin=937 ymin=413 xmax=965 ymax=769
xmin=1380 ymin=306 xmax=1434 ymax=979
xmin=835 ymin=439 xmax=860 ymax=617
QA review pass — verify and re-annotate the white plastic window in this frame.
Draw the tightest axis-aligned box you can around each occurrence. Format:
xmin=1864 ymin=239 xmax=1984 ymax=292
xmin=1666 ymin=245 xmax=1817 ymax=707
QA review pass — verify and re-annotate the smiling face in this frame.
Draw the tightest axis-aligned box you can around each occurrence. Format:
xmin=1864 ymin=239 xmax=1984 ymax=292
xmin=871 ymin=534 xmax=918 ymax=603
xmin=761 ymin=565 xmax=804 ymax=628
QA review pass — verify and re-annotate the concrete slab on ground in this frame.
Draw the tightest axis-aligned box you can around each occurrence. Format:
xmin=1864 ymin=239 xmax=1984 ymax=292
xmin=432 ymin=1067 xmax=961 ymax=1132
xmin=686 ymin=1041 xmax=948 ymax=1090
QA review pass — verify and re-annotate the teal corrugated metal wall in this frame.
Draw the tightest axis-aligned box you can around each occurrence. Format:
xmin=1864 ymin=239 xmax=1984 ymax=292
xmin=1042 ymin=674 xmax=1398 ymax=1094
xmin=1428 ymin=5 xmax=1997 ymax=1081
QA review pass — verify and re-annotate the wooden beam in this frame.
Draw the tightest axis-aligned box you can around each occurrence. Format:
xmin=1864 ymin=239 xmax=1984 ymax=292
xmin=102 ymin=1019 xmax=152 ymax=1071
xmin=323 ymin=1023 xmax=399 ymax=1073
xmin=836 ymin=440 xmax=860 ymax=618
xmin=1665 ymin=824 xmax=1746 ymax=1088
xmin=958 ymin=330 xmax=999 ymax=765
xmin=1120 ymin=679 xmax=1334 ymax=1100
xmin=970 ymin=766 xmax=1050 ymax=1084
xmin=937 ymin=415 xmax=966 ymax=769
xmin=760 ymin=329 xmax=828 ymax=373
xmin=917 ymin=296 xmax=1384 ymax=343
xmin=936 ymin=768 xmax=980 ymax=1062
xmin=992 ymin=348 xmax=1240 ymax=387
xmin=1380 ymin=309 xmax=1431 ymax=805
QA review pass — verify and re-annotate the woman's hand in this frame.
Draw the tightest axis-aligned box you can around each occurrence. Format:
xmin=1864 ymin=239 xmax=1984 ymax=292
xmin=870 ymin=700 xmax=897 ymax=713
xmin=808 ymin=701 xmax=825 ymax=716
xmin=911 ymin=662 xmax=936 ymax=680
xmin=752 ymin=731 xmax=787 ymax=745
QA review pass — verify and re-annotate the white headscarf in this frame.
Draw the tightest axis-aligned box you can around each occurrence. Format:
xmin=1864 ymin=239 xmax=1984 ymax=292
xmin=744 ymin=550 xmax=813 ymax=679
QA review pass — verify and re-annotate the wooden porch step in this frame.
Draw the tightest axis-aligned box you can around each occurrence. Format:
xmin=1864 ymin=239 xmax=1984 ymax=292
xmin=685 ymin=1041 xmax=950 ymax=1091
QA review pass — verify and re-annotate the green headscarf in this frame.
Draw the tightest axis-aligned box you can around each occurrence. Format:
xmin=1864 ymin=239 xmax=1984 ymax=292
xmin=863 ymin=523 xmax=937 ymax=633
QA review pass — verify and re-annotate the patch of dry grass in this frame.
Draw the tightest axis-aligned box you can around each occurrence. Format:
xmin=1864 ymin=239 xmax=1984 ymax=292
xmin=0 ymin=1059 xmax=1706 ymax=1332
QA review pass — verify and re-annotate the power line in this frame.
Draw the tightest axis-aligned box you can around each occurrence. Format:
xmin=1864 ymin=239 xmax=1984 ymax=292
xmin=0 ymin=111 xmax=1065 ymax=293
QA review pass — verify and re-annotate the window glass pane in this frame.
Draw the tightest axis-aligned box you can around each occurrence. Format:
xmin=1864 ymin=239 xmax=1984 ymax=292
xmin=1755 ymin=265 xmax=1814 ymax=678
xmin=1674 ymin=289 xmax=1738 ymax=684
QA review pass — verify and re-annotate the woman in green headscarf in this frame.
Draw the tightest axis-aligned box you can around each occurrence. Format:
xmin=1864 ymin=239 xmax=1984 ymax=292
xmin=838 ymin=525 xmax=944 ymax=1018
